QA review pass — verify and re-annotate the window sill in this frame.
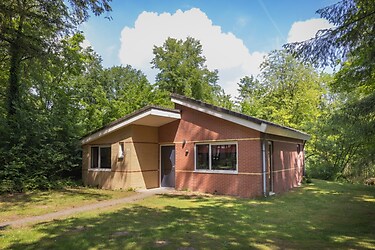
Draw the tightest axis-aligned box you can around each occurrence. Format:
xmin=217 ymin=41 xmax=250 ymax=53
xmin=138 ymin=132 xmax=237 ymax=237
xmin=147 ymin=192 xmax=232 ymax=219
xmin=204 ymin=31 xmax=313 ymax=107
xmin=194 ymin=170 xmax=238 ymax=175
xmin=88 ymin=168 xmax=112 ymax=172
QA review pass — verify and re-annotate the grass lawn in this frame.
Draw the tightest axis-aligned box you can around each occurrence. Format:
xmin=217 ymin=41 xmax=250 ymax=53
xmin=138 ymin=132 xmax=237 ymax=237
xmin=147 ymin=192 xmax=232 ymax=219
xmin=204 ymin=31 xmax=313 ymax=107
xmin=0 ymin=180 xmax=374 ymax=249
xmin=0 ymin=187 xmax=134 ymax=223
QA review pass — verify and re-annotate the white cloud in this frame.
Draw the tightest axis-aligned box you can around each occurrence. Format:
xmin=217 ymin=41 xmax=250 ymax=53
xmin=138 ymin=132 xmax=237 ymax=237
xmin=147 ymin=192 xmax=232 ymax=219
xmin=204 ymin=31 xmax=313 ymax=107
xmin=287 ymin=18 xmax=333 ymax=43
xmin=119 ymin=8 xmax=265 ymax=97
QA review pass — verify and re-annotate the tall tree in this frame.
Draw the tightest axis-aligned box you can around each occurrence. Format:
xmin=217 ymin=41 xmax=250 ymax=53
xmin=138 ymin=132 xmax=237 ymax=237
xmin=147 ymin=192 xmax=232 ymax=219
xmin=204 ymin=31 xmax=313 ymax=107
xmin=0 ymin=0 xmax=111 ymax=118
xmin=284 ymin=0 xmax=375 ymax=181
xmin=283 ymin=0 xmax=374 ymax=131
xmin=238 ymin=50 xmax=326 ymax=129
xmin=0 ymin=33 xmax=97 ymax=192
xmin=151 ymin=37 xmax=220 ymax=102
xmin=0 ymin=0 xmax=112 ymax=192
xmin=76 ymin=64 xmax=163 ymax=133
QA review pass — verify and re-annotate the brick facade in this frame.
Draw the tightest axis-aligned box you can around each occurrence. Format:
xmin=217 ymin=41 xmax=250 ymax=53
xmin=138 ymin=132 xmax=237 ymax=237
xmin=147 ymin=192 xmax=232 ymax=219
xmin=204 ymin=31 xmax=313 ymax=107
xmin=159 ymin=105 xmax=305 ymax=197
xmin=82 ymin=95 xmax=308 ymax=198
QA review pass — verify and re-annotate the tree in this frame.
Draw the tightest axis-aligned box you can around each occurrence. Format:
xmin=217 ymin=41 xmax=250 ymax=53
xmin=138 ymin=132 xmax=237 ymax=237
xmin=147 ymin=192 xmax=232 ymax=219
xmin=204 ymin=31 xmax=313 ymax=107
xmin=0 ymin=0 xmax=111 ymax=119
xmin=237 ymin=50 xmax=326 ymax=129
xmin=0 ymin=0 xmax=112 ymax=192
xmin=151 ymin=37 xmax=220 ymax=102
xmin=0 ymin=33 xmax=96 ymax=192
xmin=76 ymin=64 xmax=163 ymax=133
xmin=283 ymin=0 xmax=374 ymax=133
xmin=237 ymin=75 xmax=263 ymax=116
xmin=284 ymin=0 xmax=375 ymax=182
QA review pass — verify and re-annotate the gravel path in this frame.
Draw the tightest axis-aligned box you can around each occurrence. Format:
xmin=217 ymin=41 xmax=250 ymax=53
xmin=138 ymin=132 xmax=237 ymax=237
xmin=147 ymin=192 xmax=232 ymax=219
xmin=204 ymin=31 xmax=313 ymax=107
xmin=0 ymin=188 xmax=173 ymax=228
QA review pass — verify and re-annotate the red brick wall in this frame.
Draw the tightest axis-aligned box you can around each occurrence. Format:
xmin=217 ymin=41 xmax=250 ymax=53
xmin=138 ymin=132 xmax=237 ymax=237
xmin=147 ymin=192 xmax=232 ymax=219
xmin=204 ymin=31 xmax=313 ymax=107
xmin=158 ymin=105 xmax=264 ymax=197
xmin=269 ymin=138 xmax=304 ymax=194
xmin=158 ymin=105 xmax=305 ymax=198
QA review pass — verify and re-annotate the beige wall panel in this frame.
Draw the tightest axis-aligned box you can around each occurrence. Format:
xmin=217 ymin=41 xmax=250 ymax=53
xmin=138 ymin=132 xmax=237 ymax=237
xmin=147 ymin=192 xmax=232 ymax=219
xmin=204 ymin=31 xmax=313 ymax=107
xmin=82 ymin=124 xmax=159 ymax=190
xmin=84 ymin=170 xmax=159 ymax=190
xmin=140 ymin=171 xmax=159 ymax=188
xmin=89 ymin=126 xmax=133 ymax=145
xmin=132 ymin=125 xmax=158 ymax=143
xmin=85 ymin=171 xmax=113 ymax=189
xmin=133 ymin=143 xmax=159 ymax=171
xmin=82 ymin=146 xmax=89 ymax=170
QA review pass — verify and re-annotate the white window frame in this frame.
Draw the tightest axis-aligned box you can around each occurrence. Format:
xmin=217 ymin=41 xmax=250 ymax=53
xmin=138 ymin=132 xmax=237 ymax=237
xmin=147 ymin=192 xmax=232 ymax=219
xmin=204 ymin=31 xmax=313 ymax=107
xmin=194 ymin=142 xmax=238 ymax=174
xmin=89 ymin=145 xmax=112 ymax=171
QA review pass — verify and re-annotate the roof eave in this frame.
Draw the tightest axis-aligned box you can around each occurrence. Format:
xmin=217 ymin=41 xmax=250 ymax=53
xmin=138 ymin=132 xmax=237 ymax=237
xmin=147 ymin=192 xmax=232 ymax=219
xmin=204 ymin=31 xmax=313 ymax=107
xmin=171 ymin=95 xmax=310 ymax=141
xmin=80 ymin=107 xmax=181 ymax=145
xmin=263 ymin=124 xmax=311 ymax=141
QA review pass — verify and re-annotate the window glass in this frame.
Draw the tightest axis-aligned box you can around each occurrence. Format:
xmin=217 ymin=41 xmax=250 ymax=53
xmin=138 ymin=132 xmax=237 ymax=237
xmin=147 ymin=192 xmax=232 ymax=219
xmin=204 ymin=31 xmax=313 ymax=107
xmin=211 ymin=144 xmax=237 ymax=171
xmin=100 ymin=147 xmax=111 ymax=169
xmin=91 ymin=147 xmax=99 ymax=168
xmin=196 ymin=144 xmax=209 ymax=170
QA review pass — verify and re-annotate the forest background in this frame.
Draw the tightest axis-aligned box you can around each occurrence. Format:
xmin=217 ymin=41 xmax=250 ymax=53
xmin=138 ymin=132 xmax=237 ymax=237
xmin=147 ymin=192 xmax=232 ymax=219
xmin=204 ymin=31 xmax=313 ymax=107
xmin=0 ymin=0 xmax=374 ymax=192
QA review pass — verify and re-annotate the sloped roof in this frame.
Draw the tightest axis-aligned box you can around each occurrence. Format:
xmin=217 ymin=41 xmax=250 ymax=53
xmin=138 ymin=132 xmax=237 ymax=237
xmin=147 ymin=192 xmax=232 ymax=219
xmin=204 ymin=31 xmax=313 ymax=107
xmin=171 ymin=94 xmax=310 ymax=141
xmin=81 ymin=94 xmax=310 ymax=145
xmin=81 ymin=106 xmax=181 ymax=145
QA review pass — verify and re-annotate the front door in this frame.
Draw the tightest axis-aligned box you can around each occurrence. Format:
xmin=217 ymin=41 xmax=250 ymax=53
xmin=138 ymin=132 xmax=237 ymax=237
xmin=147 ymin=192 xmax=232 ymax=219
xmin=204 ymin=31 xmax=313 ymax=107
xmin=160 ymin=145 xmax=175 ymax=187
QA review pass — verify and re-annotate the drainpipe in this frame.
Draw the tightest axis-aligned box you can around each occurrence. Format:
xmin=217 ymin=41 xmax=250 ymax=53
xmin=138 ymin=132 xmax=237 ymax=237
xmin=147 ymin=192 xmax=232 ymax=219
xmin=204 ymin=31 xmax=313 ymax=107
xmin=302 ymin=140 xmax=306 ymax=177
xmin=261 ymin=139 xmax=267 ymax=197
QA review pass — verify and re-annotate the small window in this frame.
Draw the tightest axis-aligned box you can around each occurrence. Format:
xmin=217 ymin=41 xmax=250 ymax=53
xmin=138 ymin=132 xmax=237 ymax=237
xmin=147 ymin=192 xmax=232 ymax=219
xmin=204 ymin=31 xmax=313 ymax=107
xmin=91 ymin=146 xmax=111 ymax=169
xmin=196 ymin=144 xmax=209 ymax=170
xmin=118 ymin=142 xmax=124 ymax=159
xmin=91 ymin=147 xmax=99 ymax=168
xmin=195 ymin=142 xmax=237 ymax=172
xmin=297 ymin=144 xmax=301 ymax=154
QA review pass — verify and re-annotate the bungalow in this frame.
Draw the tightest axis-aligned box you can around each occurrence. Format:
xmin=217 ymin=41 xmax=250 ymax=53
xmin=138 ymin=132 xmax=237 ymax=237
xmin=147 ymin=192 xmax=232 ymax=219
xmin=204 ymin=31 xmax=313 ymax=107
xmin=81 ymin=94 xmax=310 ymax=198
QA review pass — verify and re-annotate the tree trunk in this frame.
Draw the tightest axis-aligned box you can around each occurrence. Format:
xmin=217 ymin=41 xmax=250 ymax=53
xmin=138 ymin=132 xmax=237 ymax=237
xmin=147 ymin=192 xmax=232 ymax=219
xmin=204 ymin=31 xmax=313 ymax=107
xmin=7 ymin=42 xmax=22 ymax=117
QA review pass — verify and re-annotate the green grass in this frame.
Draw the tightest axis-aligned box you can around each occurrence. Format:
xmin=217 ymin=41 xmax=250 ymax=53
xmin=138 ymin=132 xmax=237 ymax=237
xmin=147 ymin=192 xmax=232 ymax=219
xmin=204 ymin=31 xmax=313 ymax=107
xmin=0 ymin=180 xmax=374 ymax=249
xmin=0 ymin=187 xmax=134 ymax=223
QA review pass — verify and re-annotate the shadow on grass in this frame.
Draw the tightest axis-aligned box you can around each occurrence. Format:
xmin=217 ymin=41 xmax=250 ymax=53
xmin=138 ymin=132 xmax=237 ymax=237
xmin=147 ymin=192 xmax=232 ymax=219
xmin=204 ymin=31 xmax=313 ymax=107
xmin=2 ymin=181 xmax=375 ymax=249
xmin=0 ymin=188 xmax=115 ymax=221
xmin=0 ymin=188 xmax=112 ymax=206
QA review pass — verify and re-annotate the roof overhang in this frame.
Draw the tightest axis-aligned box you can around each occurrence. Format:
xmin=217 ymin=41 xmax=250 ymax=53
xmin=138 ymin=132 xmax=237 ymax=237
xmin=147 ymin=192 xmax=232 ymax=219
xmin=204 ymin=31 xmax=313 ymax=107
xmin=264 ymin=125 xmax=311 ymax=141
xmin=171 ymin=96 xmax=310 ymax=141
xmin=81 ymin=107 xmax=181 ymax=145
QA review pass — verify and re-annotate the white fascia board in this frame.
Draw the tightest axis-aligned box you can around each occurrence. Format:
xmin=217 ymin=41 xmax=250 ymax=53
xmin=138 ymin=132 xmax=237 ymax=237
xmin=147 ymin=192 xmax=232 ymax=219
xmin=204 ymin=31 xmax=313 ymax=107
xmin=172 ymin=98 xmax=265 ymax=132
xmin=149 ymin=109 xmax=181 ymax=119
xmin=81 ymin=108 xmax=181 ymax=145
xmin=264 ymin=124 xmax=311 ymax=141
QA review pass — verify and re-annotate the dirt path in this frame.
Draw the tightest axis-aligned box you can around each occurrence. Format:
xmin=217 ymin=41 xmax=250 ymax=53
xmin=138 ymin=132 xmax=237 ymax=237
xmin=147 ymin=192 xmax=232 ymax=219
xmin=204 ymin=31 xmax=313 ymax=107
xmin=0 ymin=188 xmax=173 ymax=228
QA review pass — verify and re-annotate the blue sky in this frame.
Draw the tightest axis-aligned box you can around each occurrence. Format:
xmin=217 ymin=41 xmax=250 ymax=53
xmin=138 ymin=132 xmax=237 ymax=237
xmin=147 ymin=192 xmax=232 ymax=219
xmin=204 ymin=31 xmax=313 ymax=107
xmin=81 ymin=0 xmax=337 ymax=96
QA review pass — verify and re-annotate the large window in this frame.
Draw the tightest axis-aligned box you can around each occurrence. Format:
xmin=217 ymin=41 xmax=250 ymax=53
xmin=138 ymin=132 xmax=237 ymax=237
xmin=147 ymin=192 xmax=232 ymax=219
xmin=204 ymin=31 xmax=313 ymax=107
xmin=195 ymin=142 xmax=237 ymax=172
xmin=91 ymin=146 xmax=111 ymax=169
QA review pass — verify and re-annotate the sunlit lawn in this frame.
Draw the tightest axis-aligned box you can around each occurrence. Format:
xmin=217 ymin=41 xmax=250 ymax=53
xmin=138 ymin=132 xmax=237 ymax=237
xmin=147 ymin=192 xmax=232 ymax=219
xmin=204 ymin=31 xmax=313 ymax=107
xmin=0 ymin=180 xmax=374 ymax=249
xmin=0 ymin=187 xmax=134 ymax=223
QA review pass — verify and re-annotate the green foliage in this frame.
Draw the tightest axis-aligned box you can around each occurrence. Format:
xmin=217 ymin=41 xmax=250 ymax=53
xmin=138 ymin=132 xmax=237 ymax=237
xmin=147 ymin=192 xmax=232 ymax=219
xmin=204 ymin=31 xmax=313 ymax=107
xmin=284 ymin=0 xmax=375 ymax=69
xmin=237 ymin=50 xmax=326 ymax=130
xmin=0 ymin=0 xmax=111 ymax=117
xmin=307 ymin=91 xmax=375 ymax=182
xmin=0 ymin=0 xmax=112 ymax=192
xmin=152 ymin=37 xmax=227 ymax=104
xmin=75 ymin=62 xmax=165 ymax=134
xmin=284 ymin=0 xmax=375 ymax=182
